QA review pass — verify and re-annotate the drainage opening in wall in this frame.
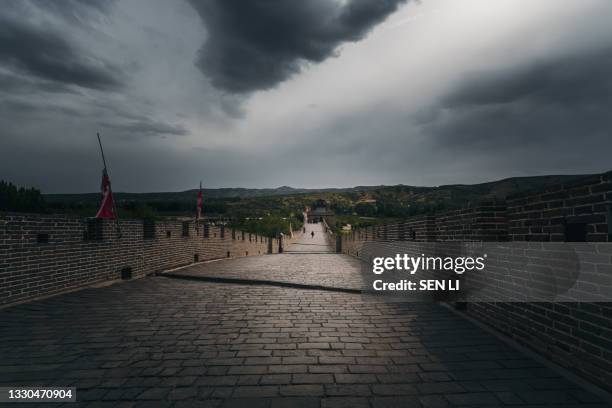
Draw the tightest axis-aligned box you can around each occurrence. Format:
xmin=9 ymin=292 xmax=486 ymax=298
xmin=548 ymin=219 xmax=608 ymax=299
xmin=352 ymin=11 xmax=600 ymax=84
xmin=227 ymin=251 xmax=230 ymax=258
xmin=36 ymin=233 xmax=50 ymax=244
xmin=565 ymin=221 xmax=587 ymax=242
xmin=121 ymin=267 xmax=133 ymax=280
xmin=194 ymin=254 xmax=199 ymax=263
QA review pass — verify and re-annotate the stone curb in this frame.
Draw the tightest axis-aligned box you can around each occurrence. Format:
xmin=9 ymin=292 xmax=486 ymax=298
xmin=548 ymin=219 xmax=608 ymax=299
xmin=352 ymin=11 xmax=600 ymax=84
xmin=160 ymin=272 xmax=363 ymax=294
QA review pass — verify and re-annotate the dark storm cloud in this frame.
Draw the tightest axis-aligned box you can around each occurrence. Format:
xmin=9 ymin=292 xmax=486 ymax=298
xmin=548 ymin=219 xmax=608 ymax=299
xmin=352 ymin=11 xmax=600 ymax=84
xmin=279 ymin=42 xmax=612 ymax=186
xmin=3 ymin=0 xmax=611 ymax=193
xmin=27 ymin=0 xmax=115 ymax=20
xmin=99 ymin=119 xmax=189 ymax=138
xmin=0 ymin=96 xmax=188 ymax=140
xmin=0 ymin=15 xmax=121 ymax=90
xmin=445 ymin=50 xmax=612 ymax=109
xmin=189 ymin=0 xmax=408 ymax=93
xmin=3 ymin=0 xmax=115 ymax=25
xmin=0 ymin=0 xmax=189 ymax=150
xmin=424 ymin=46 xmax=612 ymax=153
xmin=0 ymin=71 xmax=76 ymax=95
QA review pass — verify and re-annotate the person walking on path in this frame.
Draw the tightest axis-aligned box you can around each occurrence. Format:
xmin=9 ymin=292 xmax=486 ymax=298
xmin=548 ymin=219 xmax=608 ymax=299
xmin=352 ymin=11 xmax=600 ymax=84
xmin=311 ymin=231 xmax=315 ymax=238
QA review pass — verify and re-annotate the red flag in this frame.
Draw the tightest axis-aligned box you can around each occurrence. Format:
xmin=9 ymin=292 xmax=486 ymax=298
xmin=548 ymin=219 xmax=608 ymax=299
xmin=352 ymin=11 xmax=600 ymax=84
xmin=196 ymin=182 xmax=203 ymax=220
xmin=95 ymin=168 xmax=116 ymax=219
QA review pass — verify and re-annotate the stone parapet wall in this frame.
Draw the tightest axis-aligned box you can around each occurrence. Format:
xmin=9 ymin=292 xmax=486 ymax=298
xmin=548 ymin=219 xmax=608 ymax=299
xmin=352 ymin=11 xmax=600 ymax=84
xmin=0 ymin=213 xmax=289 ymax=307
xmin=339 ymin=172 xmax=612 ymax=391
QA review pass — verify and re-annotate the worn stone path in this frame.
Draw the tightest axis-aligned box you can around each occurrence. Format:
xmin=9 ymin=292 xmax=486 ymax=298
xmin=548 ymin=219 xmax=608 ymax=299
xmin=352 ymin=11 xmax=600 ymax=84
xmin=167 ymin=223 xmax=366 ymax=291
xmin=0 ymin=224 xmax=608 ymax=407
xmin=167 ymin=253 xmax=366 ymax=292
xmin=285 ymin=223 xmax=334 ymax=254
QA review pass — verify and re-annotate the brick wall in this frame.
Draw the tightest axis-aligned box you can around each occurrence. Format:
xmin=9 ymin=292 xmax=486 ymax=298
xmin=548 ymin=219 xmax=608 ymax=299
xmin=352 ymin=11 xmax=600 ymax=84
xmin=434 ymin=202 xmax=507 ymax=242
xmin=468 ymin=302 xmax=612 ymax=389
xmin=342 ymin=201 xmax=509 ymax=260
xmin=340 ymin=172 xmax=612 ymax=391
xmin=0 ymin=213 xmax=293 ymax=308
xmin=508 ymin=172 xmax=612 ymax=242
xmin=474 ymin=173 xmax=612 ymax=390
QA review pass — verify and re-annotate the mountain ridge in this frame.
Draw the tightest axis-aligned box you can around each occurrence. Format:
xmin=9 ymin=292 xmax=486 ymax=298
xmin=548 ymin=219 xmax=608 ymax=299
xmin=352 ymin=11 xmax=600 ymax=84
xmin=44 ymin=173 xmax=596 ymax=202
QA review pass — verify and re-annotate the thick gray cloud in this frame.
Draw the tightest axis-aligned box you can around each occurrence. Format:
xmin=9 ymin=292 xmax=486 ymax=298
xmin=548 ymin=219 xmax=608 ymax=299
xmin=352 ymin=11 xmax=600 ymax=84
xmin=444 ymin=48 xmax=612 ymax=110
xmin=0 ymin=71 xmax=76 ymax=95
xmin=1 ymin=0 xmax=611 ymax=193
xmin=100 ymin=119 xmax=188 ymax=138
xmin=269 ymin=39 xmax=612 ymax=186
xmin=0 ymin=16 xmax=121 ymax=90
xmin=425 ymin=46 xmax=612 ymax=153
xmin=24 ymin=0 xmax=115 ymax=21
xmin=189 ymin=0 xmax=408 ymax=93
xmin=0 ymin=1 xmax=194 ymax=140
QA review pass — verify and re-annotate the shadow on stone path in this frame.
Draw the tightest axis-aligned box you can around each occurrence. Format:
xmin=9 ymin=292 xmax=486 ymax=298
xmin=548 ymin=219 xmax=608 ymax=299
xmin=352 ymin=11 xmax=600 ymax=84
xmin=0 ymin=278 xmax=607 ymax=407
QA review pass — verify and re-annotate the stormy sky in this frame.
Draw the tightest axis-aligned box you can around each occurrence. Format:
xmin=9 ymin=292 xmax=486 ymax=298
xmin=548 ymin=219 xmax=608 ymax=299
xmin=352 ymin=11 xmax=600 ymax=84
xmin=1 ymin=0 xmax=611 ymax=193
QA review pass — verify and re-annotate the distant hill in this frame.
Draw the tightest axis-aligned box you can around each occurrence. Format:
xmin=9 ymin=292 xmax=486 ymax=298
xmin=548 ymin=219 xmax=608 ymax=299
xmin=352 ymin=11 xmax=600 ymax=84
xmin=44 ymin=185 xmax=383 ymax=203
xmin=43 ymin=173 xmax=596 ymax=214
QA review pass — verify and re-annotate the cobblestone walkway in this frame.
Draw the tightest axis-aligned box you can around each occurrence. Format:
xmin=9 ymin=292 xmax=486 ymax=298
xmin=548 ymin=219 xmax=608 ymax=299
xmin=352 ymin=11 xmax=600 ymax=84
xmin=167 ymin=254 xmax=366 ymax=291
xmin=167 ymin=223 xmax=366 ymax=290
xmin=0 ymin=225 xmax=608 ymax=407
xmin=285 ymin=223 xmax=334 ymax=254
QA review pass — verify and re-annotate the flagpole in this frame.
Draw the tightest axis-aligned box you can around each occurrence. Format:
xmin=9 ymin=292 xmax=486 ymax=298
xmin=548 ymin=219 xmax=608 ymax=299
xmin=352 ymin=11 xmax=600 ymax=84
xmin=97 ymin=133 xmax=122 ymax=238
xmin=97 ymin=133 xmax=108 ymax=171
xmin=196 ymin=180 xmax=202 ymax=233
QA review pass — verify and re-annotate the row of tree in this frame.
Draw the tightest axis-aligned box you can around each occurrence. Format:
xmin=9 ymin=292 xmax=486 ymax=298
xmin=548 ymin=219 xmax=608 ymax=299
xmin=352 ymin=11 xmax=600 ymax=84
xmin=0 ymin=180 xmax=46 ymax=213
xmin=1 ymin=179 xmax=450 ymax=223
xmin=0 ymin=180 xmax=304 ymax=237
xmin=230 ymin=214 xmax=304 ymax=237
xmin=333 ymin=198 xmax=449 ymax=218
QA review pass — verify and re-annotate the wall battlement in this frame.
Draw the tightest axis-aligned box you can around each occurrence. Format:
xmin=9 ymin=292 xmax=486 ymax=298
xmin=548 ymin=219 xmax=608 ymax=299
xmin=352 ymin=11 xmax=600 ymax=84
xmin=0 ymin=214 xmax=285 ymax=308
xmin=341 ymin=172 xmax=612 ymax=391
xmin=507 ymin=171 xmax=612 ymax=242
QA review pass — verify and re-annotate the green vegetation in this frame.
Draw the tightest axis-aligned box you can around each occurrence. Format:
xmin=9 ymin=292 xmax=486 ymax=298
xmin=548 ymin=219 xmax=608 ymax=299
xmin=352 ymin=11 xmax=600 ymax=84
xmin=0 ymin=179 xmax=304 ymax=236
xmin=0 ymin=180 xmax=46 ymax=213
xmin=231 ymin=214 xmax=303 ymax=237
xmin=1 ymin=173 xmax=600 ymax=235
xmin=334 ymin=215 xmax=390 ymax=229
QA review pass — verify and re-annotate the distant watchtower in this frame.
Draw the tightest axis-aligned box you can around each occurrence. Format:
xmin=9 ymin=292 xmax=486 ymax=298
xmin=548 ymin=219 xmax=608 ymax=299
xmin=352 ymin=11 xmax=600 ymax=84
xmin=306 ymin=200 xmax=335 ymax=226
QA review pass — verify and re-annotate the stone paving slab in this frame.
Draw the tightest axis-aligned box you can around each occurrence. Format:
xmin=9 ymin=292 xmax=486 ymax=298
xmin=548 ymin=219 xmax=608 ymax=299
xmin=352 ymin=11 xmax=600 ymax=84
xmin=164 ymin=223 xmax=364 ymax=290
xmin=166 ymin=253 xmax=367 ymax=291
xmin=0 ymin=277 xmax=607 ymax=407
xmin=286 ymin=223 xmax=334 ymax=254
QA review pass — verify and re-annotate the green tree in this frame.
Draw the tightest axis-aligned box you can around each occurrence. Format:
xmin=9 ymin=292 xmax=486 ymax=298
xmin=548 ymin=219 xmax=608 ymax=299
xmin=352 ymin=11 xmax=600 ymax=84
xmin=354 ymin=202 xmax=377 ymax=217
xmin=0 ymin=180 xmax=46 ymax=213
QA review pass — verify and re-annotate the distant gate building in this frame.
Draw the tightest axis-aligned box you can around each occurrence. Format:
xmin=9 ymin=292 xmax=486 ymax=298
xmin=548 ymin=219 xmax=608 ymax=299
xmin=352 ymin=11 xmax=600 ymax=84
xmin=306 ymin=200 xmax=335 ymax=226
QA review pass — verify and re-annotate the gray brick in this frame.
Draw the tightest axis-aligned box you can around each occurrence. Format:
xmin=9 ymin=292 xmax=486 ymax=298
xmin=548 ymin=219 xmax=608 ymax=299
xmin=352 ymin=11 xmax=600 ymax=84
xmin=335 ymin=374 xmax=377 ymax=384
xmin=258 ymin=374 xmax=290 ymax=385
xmin=292 ymin=373 xmax=334 ymax=384
xmin=232 ymin=386 xmax=279 ymax=398
xmin=279 ymin=385 xmax=324 ymax=397
xmin=322 ymin=397 xmax=369 ymax=408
